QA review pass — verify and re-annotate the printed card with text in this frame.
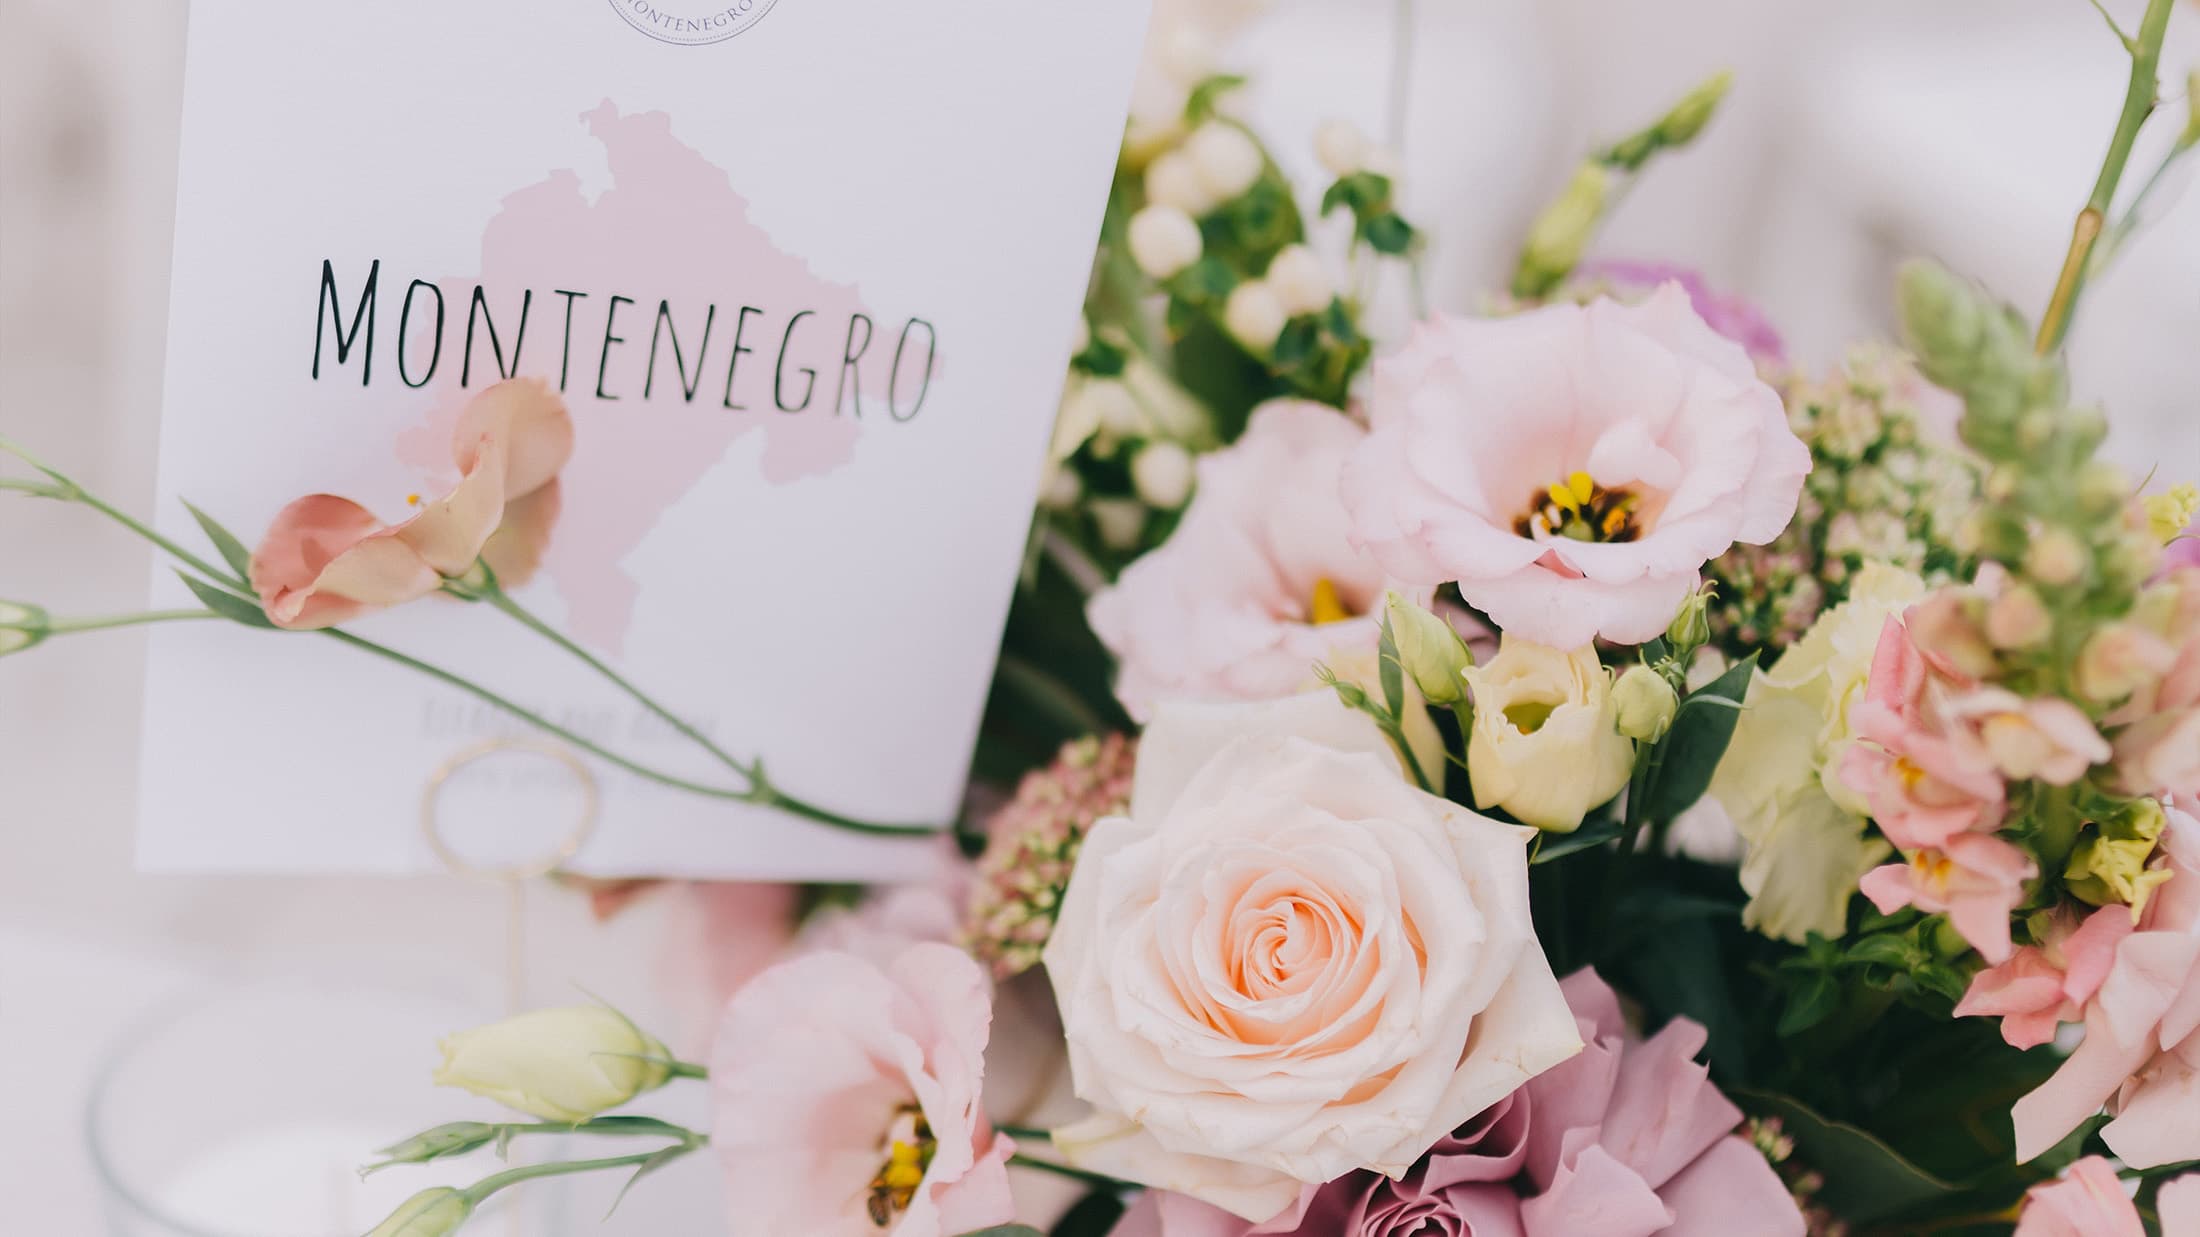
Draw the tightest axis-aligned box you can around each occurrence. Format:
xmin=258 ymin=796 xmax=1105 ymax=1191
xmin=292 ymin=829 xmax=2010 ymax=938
xmin=141 ymin=0 xmax=1151 ymax=877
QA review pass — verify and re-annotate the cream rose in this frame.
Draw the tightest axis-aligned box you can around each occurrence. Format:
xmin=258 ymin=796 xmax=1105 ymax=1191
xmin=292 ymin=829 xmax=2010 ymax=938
xmin=1461 ymin=638 xmax=1634 ymax=832
xmin=1043 ymin=691 xmax=1581 ymax=1222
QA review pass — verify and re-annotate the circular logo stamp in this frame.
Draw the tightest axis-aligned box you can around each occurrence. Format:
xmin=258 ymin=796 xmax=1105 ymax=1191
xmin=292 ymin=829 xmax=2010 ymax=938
xmin=605 ymin=0 xmax=781 ymax=46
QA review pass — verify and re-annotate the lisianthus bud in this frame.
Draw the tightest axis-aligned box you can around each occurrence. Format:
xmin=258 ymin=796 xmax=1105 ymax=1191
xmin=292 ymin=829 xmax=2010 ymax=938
xmin=1131 ymin=441 xmax=1195 ymax=509
xmin=1383 ymin=591 xmax=1472 ymax=706
xmin=1664 ymin=586 xmax=1714 ymax=653
xmin=1126 ymin=204 xmax=1203 ymax=279
xmin=1144 ymin=150 xmax=1217 ymax=216
xmin=365 ymin=1187 xmax=473 ymax=1237
xmin=1222 ymin=279 xmax=1288 ymax=351
xmin=1985 ymin=584 xmax=2051 ymax=650
xmin=2075 ymin=623 xmax=2175 ymax=703
xmin=1513 ymin=162 xmax=1608 ymax=298
xmin=1313 ymin=117 xmax=1371 ymax=177
xmin=1264 ymin=244 xmax=1333 ymax=317
xmin=1611 ymin=664 xmax=1679 ymax=741
xmin=367 ymin=1122 xmax=500 ymax=1171
xmin=0 ymin=601 xmax=48 ymax=657
xmin=1655 ymin=69 xmax=1732 ymax=145
xmin=1184 ymin=121 xmax=1263 ymax=201
xmin=2025 ymin=529 xmax=2087 ymax=587
xmin=433 ymin=1006 xmax=672 ymax=1123
xmin=1462 ymin=638 xmax=1634 ymax=832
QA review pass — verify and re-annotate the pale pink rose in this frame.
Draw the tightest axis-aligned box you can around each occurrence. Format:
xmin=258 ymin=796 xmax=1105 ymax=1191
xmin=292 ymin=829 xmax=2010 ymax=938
xmin=1339 ymin=286 xmax=1808 ymax=648
xmin=1045 ymin=690 xmax=1581 ymax=1221
xmin=2013 ymin=801 xmax=2200 ymax=1167
xmin=1089 ymin=401 xmax=1400 ymax=720
xmin=1859 ymin=832 xmax=2037 ymax=964
xmin=2012 ymin=1156 xmax=2143 ymax=1237
xmin=710 ymin=943 xmax=1016 ymax=1237
xmin=1956 ymin=905 xmax=2133 ymax=1049
xmin=248 ymin=379 xmax=573 ymax=628
xmin=1942 ymin=688 xmax=2112 ymax=786
xmin=1838 ymin=617 xmax=2006 ymax=851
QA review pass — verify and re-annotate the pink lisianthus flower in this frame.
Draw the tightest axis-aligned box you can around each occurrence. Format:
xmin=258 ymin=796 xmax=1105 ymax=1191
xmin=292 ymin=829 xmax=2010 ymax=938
xmin=249 ymin=379 xmax=574 ymax=628
xmin=1089 ymin=400 xmax=1406 ymax=720
xmin=1837 ymin=616 xmax=2006 ymax=850
xmin=1107 ymin=970 xmax=1802 ymax=1237
xmin=1955 ymin=905 xmax=2133 ymax=1049
xmin=710 ymin=943 xmax=1016 ymax=1237
xmin=2012 ymin=1156 xmax=2144 ymax=1237
xmin=2014 ymin=800 xmax=2200 ymax=1169
xmin=1339 ymin=286 xmax=1809 ymax=649
xmin=1859 ymin=832 xmax=2037 ymax=964
xmin=1572 ymin=260 xmax=1788 ymax=372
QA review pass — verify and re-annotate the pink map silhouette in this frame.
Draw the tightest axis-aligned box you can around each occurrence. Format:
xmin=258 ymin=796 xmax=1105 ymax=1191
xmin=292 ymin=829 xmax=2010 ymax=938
xmin=397 ymin=102 xmax=901 ymax=652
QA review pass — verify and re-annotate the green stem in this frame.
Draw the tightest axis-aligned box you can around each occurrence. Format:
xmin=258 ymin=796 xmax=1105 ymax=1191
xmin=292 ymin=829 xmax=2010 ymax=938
xmin=994 ymin=1123 xmax=1050 ymax=1142
xmin=663 ymin=1059 xmax=708 ymax=1081
xmin=462 ymin=1143 xmax=700 ymax=1206
xmin=0 ymin=445 xmax=248 ymax=591
xmin=1006 ymin=1154 xmax=1136 ymax=1191
xmin=45 ymin=608 xmax=220 ymax=634
xmin=2036 ymin=0 xmax=2177 ymax=354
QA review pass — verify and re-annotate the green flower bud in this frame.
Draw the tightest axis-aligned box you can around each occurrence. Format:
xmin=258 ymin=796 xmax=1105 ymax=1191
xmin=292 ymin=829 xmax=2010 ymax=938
xmin=1512 ymin=162 xmax=1609 ymax=299
xmin=365 ymin=1187 xmax=473 ymax=1237
xmin=1894 ymin=261 xmax=2055 ymax=431
xmin=366 ymin=1122 xmax=502 ymax=1173
xmin=1655 ymin=70 xmax=1732 ymax=147
xmin=1383 ymin=592 xmax=1472 ymax=706
xmin=1611 ymin=664 xmax=1679 ymax=741
xmin=433 ymin=1006 xmax=672 ymax=1123
xmin=1664 ymin=586 xmax=1715 ymax=652
xmin=0 ymin=601 xmax=48 ymax=657
xmin=2076 ymin=461 xmax=2131 ymax=519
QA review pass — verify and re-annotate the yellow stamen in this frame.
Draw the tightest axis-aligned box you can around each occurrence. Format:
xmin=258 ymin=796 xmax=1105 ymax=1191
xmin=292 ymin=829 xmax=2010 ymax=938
xmin=880 ymin=1143 xmax=924 ymax=1190
xmin=1600 ymin=507 xmax=1629 ymax=536
xmin=1309 ymin=577 xmax=1351 ymax=625
xmin=406 ymin=493 xmax=423 ymax=506
xmin=1566 ymin=470 xmax=1596 ymax=505
xmin=1546 ymin=482 xmax=1581 ymax=514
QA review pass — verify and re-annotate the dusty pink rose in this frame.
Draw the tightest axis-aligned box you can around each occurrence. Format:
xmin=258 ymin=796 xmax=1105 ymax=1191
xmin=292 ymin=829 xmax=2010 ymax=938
xmin=1340 ymin=286 xmax=1808 ymax=648
xmin=1859 ymin=832 xmax=2037 ymax=964
xmin=1956 ymin=905 xmax=2132 ymax=1049
xmin=248 ymin=379 xmax=573 ymax=628
xmin=2012 ymin=1156 xmax=2143 ymax=1237
xmin=1089 ymin=401 xmax=1399 ymax=720
xmin=2013 ymin=800 xmax=2200 ymax=1167
xmin=710 ymin=943 xmax=1015 ymax=1237
xmin=1838 ymin=616 xmax=2006 ymax=851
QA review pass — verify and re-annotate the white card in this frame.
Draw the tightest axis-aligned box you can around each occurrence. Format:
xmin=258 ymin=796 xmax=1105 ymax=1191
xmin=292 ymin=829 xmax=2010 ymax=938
xmin=140 ymin=0 xmax=1149 ymax=877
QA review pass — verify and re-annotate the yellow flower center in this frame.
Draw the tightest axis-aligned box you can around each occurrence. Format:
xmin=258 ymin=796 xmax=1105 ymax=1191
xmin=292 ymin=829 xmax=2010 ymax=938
xmin=1910 ymin=849 xmax=1954 ymax=890
xmin=1308 ymin=577 xmax=1355 ymax=625
xmin=1515 ymin=470 xmax=1641 ymax=543
xmin=866 ymin=1108 xmax=935 ymax=1227
xmin=1894 ymin=757 xmax=1929 ymax=791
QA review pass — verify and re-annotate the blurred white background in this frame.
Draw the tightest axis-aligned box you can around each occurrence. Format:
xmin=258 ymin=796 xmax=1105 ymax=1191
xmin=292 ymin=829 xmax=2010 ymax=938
xmin=2 ymin=0 xmax=2196 ymax=1232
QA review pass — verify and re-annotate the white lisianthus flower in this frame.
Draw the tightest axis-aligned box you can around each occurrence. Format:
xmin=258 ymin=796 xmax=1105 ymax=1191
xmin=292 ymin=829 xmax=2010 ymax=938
xmin=1045 ymin=690 xmax=1580 ymax=1222
xmin=1127 ymin=205 xmax=1203 ymax=279
xmin=1461 ymin=637 xmax=1634 ymax=832
xmin=1223 ymin=280 xmax=1288 ymax=350
xmin=433 ymin=1006 xmax=671 ymax=1123
xmin=1264 ymin=244 xmax=1332 ymax=317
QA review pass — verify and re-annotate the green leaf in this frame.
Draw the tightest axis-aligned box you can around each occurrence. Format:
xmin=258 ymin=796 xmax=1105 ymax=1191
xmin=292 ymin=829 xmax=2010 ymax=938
xmin=1637 ymin=653 xmax=1755 ymax=823
xmin=957 ymin=1229 xmax=1047 ymax=1237
xmin=182 ymin=501 xmax=254 ymax=583
xmin=1843 ymin=933 xmax=1921 ymax=971
xmin=1733 ymin=1089 xmax=1966 ymax=1225
xmin=1778 ymin=972 xmax=1841 ymax=1036
xmin=603 ymin=1145 xmax=692 ymax=1221
xmin=1530 ymin=816 xmax=1625 ymax=864
xmin=1376 ymin=612 xmax=1405 ymax=716
xmin=177 ymin=571 xmax=275 ymax=628
xmin=1270 ymin=316 xmax=1319 ymax=370
xmin=1183 ymin=74 xmax=1246 ymax=123
xmin=1363 ymin=212 xmax=1415 ymax=255
xmin=1049 ymin=1190 xmax=1127 ymax=1237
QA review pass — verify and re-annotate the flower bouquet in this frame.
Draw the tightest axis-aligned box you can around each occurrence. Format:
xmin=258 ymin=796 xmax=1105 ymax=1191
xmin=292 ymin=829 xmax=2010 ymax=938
xmin=9 ymin=5 xmax=2200 ymax=1236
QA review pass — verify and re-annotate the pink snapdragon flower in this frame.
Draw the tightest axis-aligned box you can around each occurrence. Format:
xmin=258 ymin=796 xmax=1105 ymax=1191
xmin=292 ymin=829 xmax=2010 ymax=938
xmin=2013 ymin=800 xmax=2200 ymax=1169
xmin=2011 ymin=1157 xmax=2144 ymax=1237
xmin=1859 ymin=833 xmax=2037 ymax=964
xmin=1340 ymin=287 xmax=1809 ymax=649
xmin=710 ymin=943 xmax=1016 ymax=1237
xmin=1107 ymin=970 xmax=1802 ymax=1237
xmin=1089 ymin=401 xmax=1401 ymax=720
xmin=1955 ymin=905 xmax=2133 ymax=1049
xmin=1942 ymin=688 xmax=2112 ymax=787
xmin=1839 ymin=616 xmax=2006 ymax=850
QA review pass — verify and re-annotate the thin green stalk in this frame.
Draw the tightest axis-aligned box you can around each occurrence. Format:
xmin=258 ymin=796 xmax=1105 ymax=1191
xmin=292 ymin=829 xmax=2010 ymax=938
xmin=994 ymin=1123 xmax=1050 ymax=1142
xmin=2088 ymin=125 xmax=2198 ymax=277
xmin=45 ymin=608 xmax=219 ymax=634
xmin=0 ymin=444 xmax=247 ymax=591
xmin=462 ymin=1143 xmax=700 ymax=1206
xmin=1006 ymin=1154 xmax=1134 ymax=1191
xmin=2035 ymin=0 xmax=2177 ymax=354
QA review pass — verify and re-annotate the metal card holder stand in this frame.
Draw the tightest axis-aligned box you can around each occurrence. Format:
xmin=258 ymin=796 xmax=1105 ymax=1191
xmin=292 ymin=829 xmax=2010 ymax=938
xmin=419 ymin=737 xmax=601 ymax=1014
